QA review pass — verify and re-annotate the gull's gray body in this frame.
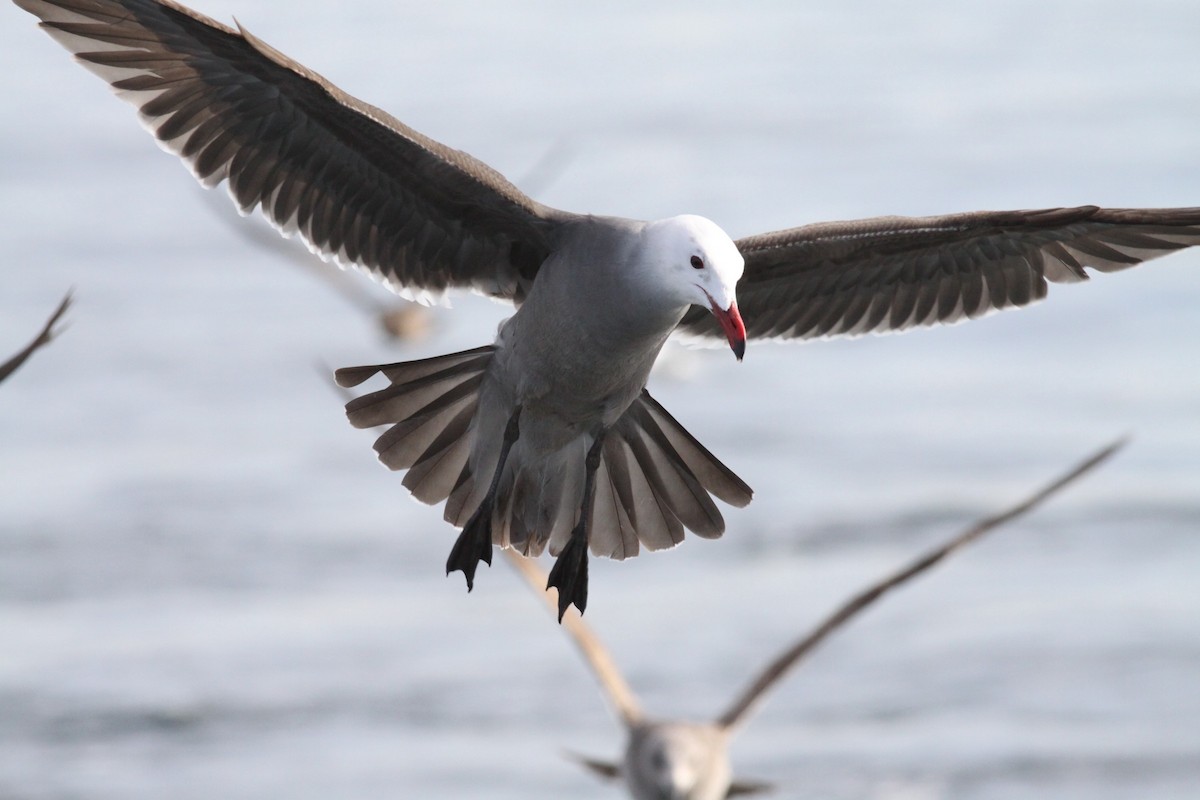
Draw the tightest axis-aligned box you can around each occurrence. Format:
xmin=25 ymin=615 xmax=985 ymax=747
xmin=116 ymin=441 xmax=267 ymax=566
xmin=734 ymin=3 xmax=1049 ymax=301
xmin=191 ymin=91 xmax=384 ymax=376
xmin=14 ymin=0 xmax=1199 ymax=610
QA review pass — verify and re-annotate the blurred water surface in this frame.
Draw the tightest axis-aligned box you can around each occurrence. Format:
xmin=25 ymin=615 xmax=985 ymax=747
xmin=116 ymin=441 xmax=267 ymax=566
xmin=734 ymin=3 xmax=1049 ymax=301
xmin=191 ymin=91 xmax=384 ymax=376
xmin=1 ymin=1 xmax=1198 ymax=798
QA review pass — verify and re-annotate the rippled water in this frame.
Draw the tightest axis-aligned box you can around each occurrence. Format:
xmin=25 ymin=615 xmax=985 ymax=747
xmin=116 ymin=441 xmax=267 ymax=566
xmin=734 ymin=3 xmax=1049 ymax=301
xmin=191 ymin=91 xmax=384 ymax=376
xmin=1 ymin=2 xmax=1198 ymax=798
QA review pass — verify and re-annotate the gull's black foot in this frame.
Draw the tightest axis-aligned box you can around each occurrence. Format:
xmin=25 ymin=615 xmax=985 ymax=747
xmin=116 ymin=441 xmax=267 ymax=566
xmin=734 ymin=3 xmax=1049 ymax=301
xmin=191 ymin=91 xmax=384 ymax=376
xmin=547 ymin=531 xmax=589 ymax=620
xmin=446 ymin=504 xmax=494 ymax=591
xmin=446 ymin=405 xmax=523 ymax=592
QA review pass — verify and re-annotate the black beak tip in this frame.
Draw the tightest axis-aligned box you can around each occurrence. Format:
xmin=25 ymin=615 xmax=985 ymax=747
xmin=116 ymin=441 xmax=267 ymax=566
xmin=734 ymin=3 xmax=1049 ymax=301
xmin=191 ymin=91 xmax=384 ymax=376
xmin=732 ymin=341 xmax=746 ymax=361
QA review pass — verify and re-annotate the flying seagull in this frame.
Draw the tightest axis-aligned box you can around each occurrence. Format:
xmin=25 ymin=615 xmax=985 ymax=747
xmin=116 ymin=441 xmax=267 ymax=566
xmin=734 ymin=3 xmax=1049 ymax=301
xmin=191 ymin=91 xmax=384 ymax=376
xmin=507 ymin=440 xmax=1123 ymax=799
xmin=14 ymin=0 xmax=1199 ymax=617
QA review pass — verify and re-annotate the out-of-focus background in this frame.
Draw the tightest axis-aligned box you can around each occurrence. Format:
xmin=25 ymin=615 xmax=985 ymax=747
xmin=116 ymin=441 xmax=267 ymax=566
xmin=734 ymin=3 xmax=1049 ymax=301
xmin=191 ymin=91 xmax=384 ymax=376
xmin=2 ymin=2 xmax=1198 ymax=798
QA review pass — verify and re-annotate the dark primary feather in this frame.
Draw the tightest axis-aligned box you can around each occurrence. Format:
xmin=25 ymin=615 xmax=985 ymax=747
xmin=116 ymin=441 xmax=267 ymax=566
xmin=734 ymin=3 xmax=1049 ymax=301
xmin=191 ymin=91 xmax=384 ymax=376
xmin=679 ymin=206 xmax=1200 ymax=341
xmin=16 ymin=0 xmax=567 ymax=302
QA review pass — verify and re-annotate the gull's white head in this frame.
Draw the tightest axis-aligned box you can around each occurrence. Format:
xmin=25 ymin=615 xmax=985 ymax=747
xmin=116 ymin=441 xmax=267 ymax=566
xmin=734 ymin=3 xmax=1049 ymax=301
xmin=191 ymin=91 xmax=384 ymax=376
xmin=641 ymin=215 xmax=746 ymax=360
xmin=624 ymin=722 xmax=732 ymax=800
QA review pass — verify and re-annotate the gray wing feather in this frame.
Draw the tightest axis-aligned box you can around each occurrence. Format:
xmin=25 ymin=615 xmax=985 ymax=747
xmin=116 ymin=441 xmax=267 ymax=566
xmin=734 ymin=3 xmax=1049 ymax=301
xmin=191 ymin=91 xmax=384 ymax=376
xmin=678 ymin=206 xmax=1200 ymax=341
xmin=16 ymin=0 xmax=568 ymax=302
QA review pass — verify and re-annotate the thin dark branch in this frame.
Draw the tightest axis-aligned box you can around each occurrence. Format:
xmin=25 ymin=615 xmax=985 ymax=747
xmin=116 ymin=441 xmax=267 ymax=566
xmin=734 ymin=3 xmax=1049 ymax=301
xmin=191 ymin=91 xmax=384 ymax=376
xmin=0 ymin=291 xmax=73 ymax=385
xmin=716 ymin=438 xmax=1127 ymax=730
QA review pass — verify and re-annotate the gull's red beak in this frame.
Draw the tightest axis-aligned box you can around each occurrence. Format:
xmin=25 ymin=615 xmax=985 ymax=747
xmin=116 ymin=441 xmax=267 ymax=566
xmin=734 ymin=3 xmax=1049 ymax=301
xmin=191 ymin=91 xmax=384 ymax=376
xmin=709 ymin=298 xmax=746 ymax=361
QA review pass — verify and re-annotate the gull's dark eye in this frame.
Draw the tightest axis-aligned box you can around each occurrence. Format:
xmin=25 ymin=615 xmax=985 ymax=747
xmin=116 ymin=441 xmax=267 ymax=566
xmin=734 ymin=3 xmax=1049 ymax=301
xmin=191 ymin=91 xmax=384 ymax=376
xmin=690 ymin=255 xmax=704 ymax=270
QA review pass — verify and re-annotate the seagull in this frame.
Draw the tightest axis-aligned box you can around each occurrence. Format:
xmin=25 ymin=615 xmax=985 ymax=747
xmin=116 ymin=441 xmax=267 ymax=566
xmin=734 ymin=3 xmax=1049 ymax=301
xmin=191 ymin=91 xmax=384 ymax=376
xmin=506 ymin=441 xmax=1123 ymax=799
xmin=14 ymin=0 xmax=1199 ymax=617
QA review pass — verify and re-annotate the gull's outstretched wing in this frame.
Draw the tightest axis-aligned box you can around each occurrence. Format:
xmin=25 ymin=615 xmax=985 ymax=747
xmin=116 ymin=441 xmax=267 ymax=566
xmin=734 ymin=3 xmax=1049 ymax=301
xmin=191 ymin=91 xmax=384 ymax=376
xmin=15 ymin=0 xmax=570 ymax=302
xmin=678 ymin=206 xmax=1200 ymax=341
xmin=0 ymin=292 xmax=73 ymax=385
xmin=505 ymin=551 xmax=643 ymax=728
xmin=715 ymin=439 xmax=1126 ymax=731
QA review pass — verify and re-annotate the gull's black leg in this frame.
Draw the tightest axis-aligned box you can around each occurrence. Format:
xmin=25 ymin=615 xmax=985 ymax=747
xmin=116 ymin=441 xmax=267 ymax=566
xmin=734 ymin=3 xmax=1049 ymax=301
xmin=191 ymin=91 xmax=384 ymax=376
xmin=446 ymin=406 xmax=522 ymax=590
xmin=547 ymin=429 xmax=607 ymax=620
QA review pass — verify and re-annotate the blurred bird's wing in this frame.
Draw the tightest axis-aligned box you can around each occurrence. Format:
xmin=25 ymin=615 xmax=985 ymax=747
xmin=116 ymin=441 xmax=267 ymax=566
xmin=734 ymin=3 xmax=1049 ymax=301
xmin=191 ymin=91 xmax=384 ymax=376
xmin=715 ymin=439 xmax=1126 ymax=730
xmin=505 ymin=551 xmax=644 ymax=727
xmin=564 ymin=751 xmax=622 ymax=782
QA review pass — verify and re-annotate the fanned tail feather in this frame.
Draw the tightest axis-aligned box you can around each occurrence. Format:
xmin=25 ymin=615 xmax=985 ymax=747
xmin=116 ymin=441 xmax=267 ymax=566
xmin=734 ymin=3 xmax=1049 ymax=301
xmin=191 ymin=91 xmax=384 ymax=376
xmin=584 ymin=390 xmax=753 ymax=560
xmin=335 ymin=345 xmax=494 ymax=389
xmin=338 ymin=346 xmax=495 ymax=506
xmin=492 ymin=390 xmax=753 ymax=561
xmin=339 ymin=351 xmax=752 ymax=561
